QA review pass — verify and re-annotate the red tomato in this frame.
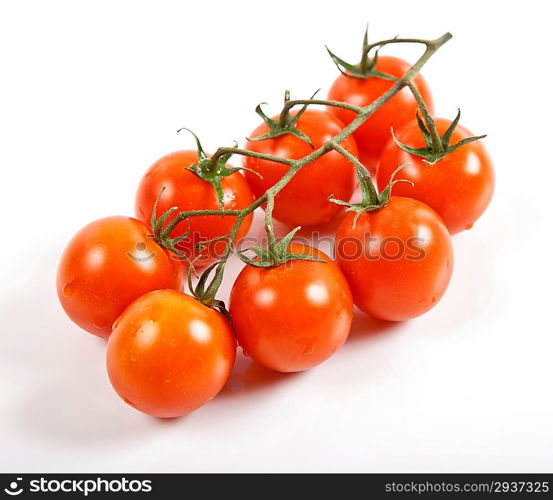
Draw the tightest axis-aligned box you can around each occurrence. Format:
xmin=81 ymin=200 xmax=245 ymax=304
xmin=334 ymin=197 xmax=453 ymax=321
xmin=107 ymin=290 xmax=236 ymax=418
xmin=135 ymin=150 xmax=254 ymax=266
xmin=244 ymin=110 xmax=358 ymax=227
xmin=377 ymin=119 xmax=494 ymax=234
xmin=327 ymin=56 xmax=433 ymax=172
xmin=229 ymin=244 xmax=353 ymax=372
xmin=57 ymin=216 xmax=183 ymax=338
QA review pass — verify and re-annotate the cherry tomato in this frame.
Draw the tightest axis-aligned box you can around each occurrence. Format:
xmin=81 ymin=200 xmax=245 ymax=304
xmin=229 ymin=244 xmax=353 ymax=372
xmin=377 ymin=119 xmax=494 ymax=234
xmin=327 ymin=56 xmax=433 ymax=172
xmin=57 ymin=216 xmax=183 ymax=338
xmin=334 ymin=197 xmax=453 ymax=321
xmin=106 ymin=290 xmax=236 ymax=418
xmin=135 ymin=150 xmax=254 ymax=266
xmin=244 ymin=110 xmax=358 ymax=227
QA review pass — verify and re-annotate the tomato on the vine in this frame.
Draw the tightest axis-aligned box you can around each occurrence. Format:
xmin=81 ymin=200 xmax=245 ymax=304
xmin=377 ymin=118 xmax=494 ymax=234
xmin=57 ymin=216 xmax=183 ymax=338
xmin=244 ymin=109 xmax=358 ymax=227
xmin=334 ymin=197 xmax=453 ymax=321
xmin=229 ymin=243 xmax=353 ymax=372
xmin=135 ymin=150 xmax=254 ymax=266
xmin=327 ymin=55 xmax=433 ymax=172
xmin=107 ymin=289 xmax=236 ymax=418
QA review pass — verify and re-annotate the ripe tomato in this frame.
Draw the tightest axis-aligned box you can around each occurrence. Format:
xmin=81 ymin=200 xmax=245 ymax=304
xmin=135 ymin=150 xmax=254 ymax=266
xmin=57 ymin=216 xmax=183 ymax=338
xmin=229 ymin=243 xmax=353 ymax=372
xmin=327 ymin=56 xmax=433 ymax=172
xmin=377 ymin=119 xmax=494 ymax=234
xmin=244 ymin=110 xmax=358 ymax=227
xmin=334 ymin=197 xmax=453 ymax=321
xmin=106 ymin=290 xmax=236 ymax=418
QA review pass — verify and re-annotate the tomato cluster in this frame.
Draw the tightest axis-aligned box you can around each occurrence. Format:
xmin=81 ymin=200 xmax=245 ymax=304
xmin=57 ymin=30 xmax=494 ymax=418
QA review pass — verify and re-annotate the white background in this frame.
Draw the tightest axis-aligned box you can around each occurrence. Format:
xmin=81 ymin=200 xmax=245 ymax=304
xmin=1 ymin=0 xmax=552 ymax=473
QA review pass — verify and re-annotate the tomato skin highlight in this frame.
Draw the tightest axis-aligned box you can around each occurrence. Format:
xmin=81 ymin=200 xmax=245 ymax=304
xmin=106 ymin=290 xmax=236 ymax=418
xmin=334 ymin=198 xmax=453 ymax=321
xmin=135 ymin=150 xmax=254 ymax=266
xmin=229 ymin=244 xmax=353 ymax=373
xmin=377 ymin=119 xmax=495 ymax=235
xmin=244 ymin=110 xmax=358 ymax=227
xmin=327 ymin=56 xmax=433 ymax=172
xmin=57 ymin=216 xmax=183 ymax=338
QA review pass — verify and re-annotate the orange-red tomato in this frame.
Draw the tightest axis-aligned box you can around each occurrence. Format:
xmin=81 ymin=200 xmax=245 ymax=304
xmin=334 ymin=198 xmax=453 ymax=321
xmin=377 ymin=119 xmax=495 ymax=234
xmin=57 ymin=216 xmax=183 ymax=338
xmin=229 ymin=244 xmax=353 ymax=372
xmin=327 ymin=56 xmax=433 ymax=172
xmin=135 ymin=150 xmax=254 ymax=266
xmin=106 ymin=290 xmax=236 ymax=418
xmin=244 ymin=110 xmax=358 ymax=227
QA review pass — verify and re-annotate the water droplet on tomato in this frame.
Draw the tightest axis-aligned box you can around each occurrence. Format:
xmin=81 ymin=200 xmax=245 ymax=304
xmin=93 ymin=316 xmax=109 ymax=330
xmin=62 ymin=278 xmax=77 ymax=297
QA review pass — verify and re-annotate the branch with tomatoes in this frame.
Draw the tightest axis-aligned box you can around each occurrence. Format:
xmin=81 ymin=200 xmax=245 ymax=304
xmin=57 ymin=29 xmax=495 ymax=418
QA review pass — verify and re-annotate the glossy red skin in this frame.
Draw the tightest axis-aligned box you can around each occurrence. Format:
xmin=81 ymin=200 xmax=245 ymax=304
xmin=334 ymin=198 xmax=453 ymax=321
xmin=229 ymin=244 xmax=353 ymax=373
xmin=135 ymin=150 xmax=254 ymax=266
xmin=377 ymin=119 xmax=495 ymax=235
xmin=107 ymin=290 xmax=236 ymax=418
xmin=327 ymin=56 xmax=433 ymax=172
xmin=244 ymin=110 xmax=358 ymax=227
xmin=57 ymin=216 xmax=183 ymax=338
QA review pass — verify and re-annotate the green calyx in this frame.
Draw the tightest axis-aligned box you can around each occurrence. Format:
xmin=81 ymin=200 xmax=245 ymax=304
xmin=248 ymin=90 xmax=319 ymax=148
xmin=326 ymin=26 xmax=397 ymax=81
xmin=236 ymin=226 xmax=325 ymax=269
xmin=178 ymin=127 xmax=258 ymax=209
xmin=330 ymin=163 xmax=413 ymax=227
xmin=393 ymin=109 xmax=487 ymax=165
xmin=187 ymin=262 xmax=230 ymax=320
xmin=150 ymin=186 xmax=191 ymax=263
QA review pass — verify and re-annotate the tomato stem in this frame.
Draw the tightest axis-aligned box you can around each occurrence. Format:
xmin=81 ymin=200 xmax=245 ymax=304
xmin=158 ymin=31 xmax=453 ymax=308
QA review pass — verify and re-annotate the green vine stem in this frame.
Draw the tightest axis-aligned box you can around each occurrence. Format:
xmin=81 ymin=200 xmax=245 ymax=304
xmin=405 ymin=81 xmax=443 ymax=154
xmin=155 ymin=32 xmax=453 ymax=308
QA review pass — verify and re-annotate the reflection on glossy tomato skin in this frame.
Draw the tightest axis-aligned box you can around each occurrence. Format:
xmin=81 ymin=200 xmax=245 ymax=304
xmin=229 ymin=244 xmax=353 ymax=373
xmin=135 ymin=150 xmax=254 ymax=266
xmin=377 ymin=119 xmax=494 ymax=234
xmin=327 ymin=56 xmax=433 ymax=172
xmin=244 ymin=110 xmax=358 ymax=227
xmin=57 ymin=216 xmax=183 ymax=338
xmin=107 ymin=290 xmax=236 ymax=418
xmin=335 ymin=198 xmax=453 ymax=321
